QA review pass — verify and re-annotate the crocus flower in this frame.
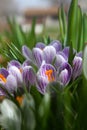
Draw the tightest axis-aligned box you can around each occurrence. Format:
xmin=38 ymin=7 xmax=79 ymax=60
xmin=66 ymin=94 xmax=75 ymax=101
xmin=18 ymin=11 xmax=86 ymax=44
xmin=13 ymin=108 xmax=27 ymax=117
xmin=0 ymin=68 xmax=17 ymax=94
xmin=35 ymin=42 xmax=46 ymax=49
xmin=22 ymin=40 xmax=62 ymax=67
xmin=22 ymin=66 xmax=36 ymax=89
xmin=58 ymin=62 xmax=72 ymax=86
xmin=36 ymin=61 xmax=57 ymax=94
xmin=36 ymin=60 xmax=72 ymax=94
xmin=8 ymin=60 xmax=21 ymax=69
xmin=8 ymin=60 xmax=36 ymax=92
xmin=49 ymin=40 xmax=62 ymax=52
xmin=72 ymin=55 xmax=82 ymax=80
xmin=54 ymin=52 xmax=68 ymax=70
xmin=32 ymin=47 xmax=44 ymax=67
xmin=8 ymin=66 xmax=23 ymax=87
xmin=22 ymin=45 xmax=33 ymax=63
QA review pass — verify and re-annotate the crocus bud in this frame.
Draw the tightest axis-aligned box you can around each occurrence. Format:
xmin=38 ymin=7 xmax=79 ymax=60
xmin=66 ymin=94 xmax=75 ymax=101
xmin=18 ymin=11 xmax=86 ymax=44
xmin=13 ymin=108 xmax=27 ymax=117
xmin=72 ymin=56 xmax=82 ymax=80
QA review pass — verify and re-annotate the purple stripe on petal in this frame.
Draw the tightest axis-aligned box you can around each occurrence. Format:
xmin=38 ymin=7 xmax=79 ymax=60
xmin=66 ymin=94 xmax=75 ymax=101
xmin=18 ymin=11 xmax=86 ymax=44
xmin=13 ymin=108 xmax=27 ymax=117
xmin=72 ymin=56 xmax=82 ymax=80
xmin=36 ymin=42 xmax=46 ymax=49
xmin=62 ymin=47 xmax=70 ymax=58
xmin=22 ymin=60 xmax=32 ymax=67
xmin=33 ymin=48 xmax=44 ymax=67
xmin=8 ymin=60 xmax=21 ymax=69
xmin=8 ymin=66 xmax=23 ymax=87
xmin=76 ymin=51 xmax=82 ymax=58
xmin=63 ymin=47 xmax=76 ymax=58
xmin=54 ymin=54 xmax=67 ymax=69
xmin=58 ymin=63 xmax=72 ymax=86
xmin=22 ymin=45 xmax=32 ymax=60
xmin=58 ymin=69 xmax=69 ymax=86
xmin=36 ymin=76 xmax=48 ymax=94
xmin=22 ymin=66 xmax=36 ymax=87
xmin=43 ymin=46 xmax=56 ymax=64
xmin=6 ymin=74 xmax=17 ymax=92
xmin=57 ymin=51 xmax=68 ymax=61
xmin=0 ymin=68 xmax=9 ymax=78
xmin=50 ymin=40 xmax=62 ymax=52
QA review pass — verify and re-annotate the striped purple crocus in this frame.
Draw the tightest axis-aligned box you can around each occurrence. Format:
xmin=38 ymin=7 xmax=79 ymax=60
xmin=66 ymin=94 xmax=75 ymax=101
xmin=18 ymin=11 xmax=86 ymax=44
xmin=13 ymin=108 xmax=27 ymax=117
xmin=0 ymin=68 xmax=17 ymax=95
xmin=72 ymin=52 xmax=82 ymax=80
xmin=36 ymin=61 xmax=72 ymax=94
xmin=22 ymin=40 xmax=62 ymax=67
xmin=8 ymin=60 xmax=36 ymax=90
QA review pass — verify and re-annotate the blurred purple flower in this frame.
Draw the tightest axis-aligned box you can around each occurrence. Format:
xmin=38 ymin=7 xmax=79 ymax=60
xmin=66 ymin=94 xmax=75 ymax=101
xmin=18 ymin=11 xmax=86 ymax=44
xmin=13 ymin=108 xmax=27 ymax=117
xmin=0 ymin=68 xmax=17 ymax=95
xmin=72 ymin=55 xmax=82 ymax=80
xmin=36 ymin=61 xmax=56 ymax=94
xmin=22 ymin=66 xmax=36 ymax=89
xmin=58 ymin=63 xmax=72 ymax=86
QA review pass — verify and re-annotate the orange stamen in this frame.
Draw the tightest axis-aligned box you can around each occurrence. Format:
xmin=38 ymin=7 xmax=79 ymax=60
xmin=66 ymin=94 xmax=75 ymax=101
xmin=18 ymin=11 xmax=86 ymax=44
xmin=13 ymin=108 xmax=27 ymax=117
xmin=19 ymin=68 xmax=23 ymax=73
xmin=16 ymin=96 xmax=23 ymax=105
xmin=45 ymin=69 xmax=54 ymax=81
xmin=0 ymin=74 xmax=7 ymax=83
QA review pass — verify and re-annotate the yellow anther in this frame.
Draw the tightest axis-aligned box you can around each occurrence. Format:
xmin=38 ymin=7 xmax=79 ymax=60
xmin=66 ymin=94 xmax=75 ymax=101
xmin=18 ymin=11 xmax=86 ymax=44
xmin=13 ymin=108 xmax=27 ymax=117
xmin=0 ymin=74 xmax=7 ymax=83
xmin=16 ymin=96 xmax=23 ymax=105
xmin=45 ymin=69 xmax=54 ymax=81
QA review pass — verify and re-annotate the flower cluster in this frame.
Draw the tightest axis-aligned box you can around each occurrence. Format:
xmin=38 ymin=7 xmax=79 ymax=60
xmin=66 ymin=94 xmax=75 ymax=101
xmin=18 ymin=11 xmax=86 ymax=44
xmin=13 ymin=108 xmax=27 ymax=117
xmin=0 ymin=40 xmax=82 ymax=95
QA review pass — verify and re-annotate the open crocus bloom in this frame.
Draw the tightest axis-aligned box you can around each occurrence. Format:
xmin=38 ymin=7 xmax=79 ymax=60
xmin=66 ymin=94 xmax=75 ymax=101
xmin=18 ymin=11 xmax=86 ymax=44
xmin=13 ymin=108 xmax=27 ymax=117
xmin=36 ymin=61 xmax=56 ymax=94
xmin=36 ymin=61 xmax=72 ymax=94
xmin=8 ymin=60 xmax=36 ymax=91
xmin=22 ymin=40 xmax=62 ymax=67
xmin=0 ymin=68 xmax=17 ymax=95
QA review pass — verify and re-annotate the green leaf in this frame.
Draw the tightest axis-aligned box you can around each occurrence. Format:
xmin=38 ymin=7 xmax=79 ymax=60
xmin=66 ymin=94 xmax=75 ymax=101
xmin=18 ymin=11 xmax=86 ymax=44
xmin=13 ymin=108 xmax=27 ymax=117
xmin=38 ymin=93 xmax=50 ymax=129
xmin=83 ymin=14 xmax=87 ymax=45
xmin=76 ymin=6 xmax=83 ymax=51
xmin=27 ymin=18 xmax=36 ymax=49
xmin=66 ymin=0 xmax=78 ymax=49
xmin=58 ymin=6 xmax=67 ymax=44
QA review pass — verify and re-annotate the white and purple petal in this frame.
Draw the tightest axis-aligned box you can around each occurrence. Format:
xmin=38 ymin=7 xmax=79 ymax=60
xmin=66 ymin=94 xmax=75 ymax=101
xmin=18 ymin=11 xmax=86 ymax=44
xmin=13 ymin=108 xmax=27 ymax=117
xmin=50 ymin=40 xmax=62 ymax=52
xmin=58 ymin=63 xmax=72 ymax=86
xmin=22 ymin=60 xmax=32 ymax=67
xmin=62 ymin=47 xmax=70 ymax=58
xmin=8 ymin=66 xmax=23 ymax=87
xmin=22 ymin=66 xmax=36 ymax=87
xmin=35 ymin=42 xmax=46 ymax=49
xmin=54 ymin=52 xmax=68 ymax=70
xmin=22 ymin=45 xmax=32 ymax=60
xmin=43 ymin=46 xmax=56 ymax=64
xmin=36 ymin=76 xmax=48 ymax=94
xmin=72 ymin=56 xmax=82 ymax=80
xmin=8 ymin=60 xmax=21 ymax=69
xmin=0 ymin=68 xmax=9 ymax=78
xmin=6 ymin=74 xmax=17 ymax=92
xmin=38 ymin=62 xmax=56 ymax=82
xmin=32 ymin=48 xmax=44 ymax=67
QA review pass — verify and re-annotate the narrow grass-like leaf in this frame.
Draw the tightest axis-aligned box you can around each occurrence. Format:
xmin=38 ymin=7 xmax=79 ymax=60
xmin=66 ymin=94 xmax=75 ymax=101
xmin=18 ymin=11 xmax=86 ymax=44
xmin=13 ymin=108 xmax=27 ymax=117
xmin=66 ymin=0 xmax=78 ymax=49
xmin=83 ymin=14 xmax=87 ymax=45
xmin=58 ymin=6 xmax=67 ymax=45
xmin=76 ymin=6 xmax=83 ymax=51
xmin=27 ymin=18 xmax=36 ymax=49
